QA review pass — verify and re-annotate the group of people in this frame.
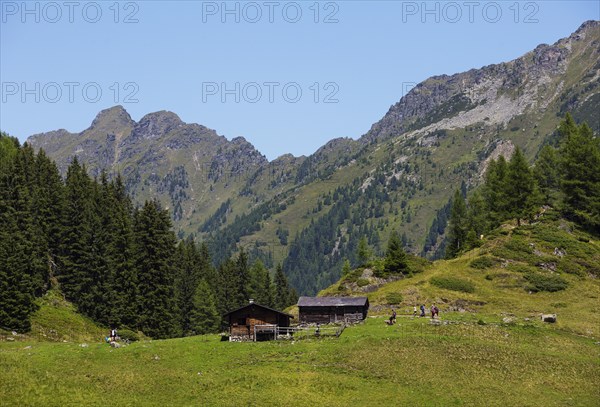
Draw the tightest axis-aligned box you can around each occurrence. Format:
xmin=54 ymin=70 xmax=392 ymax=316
xmin=389 ymin=304 xmax=440 ymax=323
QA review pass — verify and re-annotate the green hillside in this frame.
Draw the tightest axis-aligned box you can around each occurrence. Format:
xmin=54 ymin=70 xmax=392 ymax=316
xmin=321 ymin=210 xmax=600 ymax=338
xmin=1 ymin=212 xmax=599 ymax=406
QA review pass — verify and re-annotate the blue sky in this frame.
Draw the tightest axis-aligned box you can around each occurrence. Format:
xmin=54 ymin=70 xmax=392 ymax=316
xmin=1 ymin=1 xmax=598 ymax=159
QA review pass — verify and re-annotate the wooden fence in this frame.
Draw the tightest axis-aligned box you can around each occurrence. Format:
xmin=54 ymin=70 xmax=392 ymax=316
xmin=252 ymin=324 xmax=346 ymax=341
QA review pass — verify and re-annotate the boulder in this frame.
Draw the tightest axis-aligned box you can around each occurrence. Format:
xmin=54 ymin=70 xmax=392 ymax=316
xmin=541 ymin=314 xmax=557 ymax=323
xmin=110 ymin=341 xmax=121 ymax=348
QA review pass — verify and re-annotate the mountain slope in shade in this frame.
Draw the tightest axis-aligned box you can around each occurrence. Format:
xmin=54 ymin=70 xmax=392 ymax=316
xmin=27 ymin=21 xmax=600 ymax=294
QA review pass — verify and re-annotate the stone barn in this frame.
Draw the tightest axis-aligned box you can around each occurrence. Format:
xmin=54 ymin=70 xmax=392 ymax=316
xmin=223 ymin=300 xmax=293 ymax=341
xmin=298 ymin=296 xmax=369 ymax=324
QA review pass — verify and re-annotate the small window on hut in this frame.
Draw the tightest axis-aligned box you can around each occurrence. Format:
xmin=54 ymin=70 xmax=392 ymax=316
xmin=237 ymin=318 xmax=246 ymax=326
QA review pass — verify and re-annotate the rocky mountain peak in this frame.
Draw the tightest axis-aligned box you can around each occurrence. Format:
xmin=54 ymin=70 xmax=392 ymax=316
xmin=135 ymin=110 xmax=184 ymax=138
xmin=89 ymin=105 xmax=134 ymax=132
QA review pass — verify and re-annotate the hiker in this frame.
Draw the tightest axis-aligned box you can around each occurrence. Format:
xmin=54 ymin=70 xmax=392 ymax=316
xmin=413 ymin=305 xmax=417 ymax=317
xmin=430 ymin=305 xmax=436 ymax=319
xmin=389 ymin=309 xmax=397 ymax=325
xmin=315 ymin=323 xmax=320 ymax=337
xmin=110 ymin=328 xmax=117 ymax=342
xmin=420 ymin=304 xmax=425 ymax=317
xmin=434 ymin=305 xmax=439 ymax=318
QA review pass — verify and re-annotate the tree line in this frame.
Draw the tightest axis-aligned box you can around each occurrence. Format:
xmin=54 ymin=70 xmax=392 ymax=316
xmin=0 ymin=135 xmax=297 ymax=337
xmin=445 ymin=114 xmax=599 ymax=258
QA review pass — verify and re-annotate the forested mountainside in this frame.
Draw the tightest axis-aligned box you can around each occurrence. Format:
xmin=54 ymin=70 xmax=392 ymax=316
xmin=0 ymin=135 xmax=297 ymax=337
xmin=26 ymin=21 xmax=600 ymax=295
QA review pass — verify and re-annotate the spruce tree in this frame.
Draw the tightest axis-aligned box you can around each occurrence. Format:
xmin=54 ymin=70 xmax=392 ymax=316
xmin=58 ymin=158 xmax=97 ymax=309
xmin=274 ymin=264 xmax=294 ymax=310
xmin=559 ymin=115 xmax=600 ymax=230
xmin=0 ymin=142 xmax=38 ymax=331
xmin=533 ymin=145 xmax=560 ymax=205
xmin=506 ymin=147 xmax=539 ymax=226
xmin=189 ymin=279 xmax=221 ymax=335
xmin=483 ymin=156 xmax=509 ymax=227
xmin=466 ymin=190 xmax=487 ymax=237
xmin=234 ymin=248 xmax=251 ymax=306
xmin=133 ymin=200 xmax=181 ymax=339
xmin=445 ymin=190 xmax=468 ymax=258
xmin=357 ymin=236 xmax=372 ymax=266
xmin=106 ymin=174 xmax=138 ymax=328
xmin=384 ymin=231 xmax=408 ymax=274
xmin=216 ymin=259 xmax=239 ymax=315
xmin=342 ymin=259 xmax=352 ymax=276
xmin=249 ymin=260 xmax=273 ymax=307
xmin=175 ymin=239 xmax=201 ymax=335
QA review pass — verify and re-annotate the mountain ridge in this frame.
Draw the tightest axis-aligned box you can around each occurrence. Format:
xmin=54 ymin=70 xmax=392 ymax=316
xmin=26 ymin=20 xmax=600 ymax=294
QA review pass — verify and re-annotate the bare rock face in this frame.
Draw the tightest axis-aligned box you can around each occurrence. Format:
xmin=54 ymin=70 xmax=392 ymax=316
xmin=362 ymin=20 xmax=600 ymax=144
xmin=133 ymin=111 xmax=184 ymax=140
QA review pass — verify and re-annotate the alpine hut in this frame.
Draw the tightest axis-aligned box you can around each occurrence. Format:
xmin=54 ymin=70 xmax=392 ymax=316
xmin=297 ymin=296 xmax=369 ymax=324
xmin=223 ymin=300 xmax=293 ymax=341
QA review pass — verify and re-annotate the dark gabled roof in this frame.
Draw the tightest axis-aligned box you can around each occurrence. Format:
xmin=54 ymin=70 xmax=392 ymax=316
xmin=297 ymin=296 xmax=369 ymax=307
xmin=222 ymin=302 xmax=294 ymax=318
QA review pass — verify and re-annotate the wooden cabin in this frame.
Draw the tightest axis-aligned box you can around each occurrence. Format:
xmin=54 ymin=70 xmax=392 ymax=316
xmin=223 ymin=300 xmax=293 ymax=341
xmin=298 ymin=296 xmax=369 ymax=324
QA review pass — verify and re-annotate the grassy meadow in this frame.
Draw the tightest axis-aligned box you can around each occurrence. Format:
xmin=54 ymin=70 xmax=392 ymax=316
xmin=1 ymin=314 xmax=599 ymax=406
xmin=2 ymin=215 xmax=599 ymax=406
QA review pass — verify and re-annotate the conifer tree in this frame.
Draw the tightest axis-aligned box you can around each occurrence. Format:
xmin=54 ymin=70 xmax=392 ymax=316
xmin=533 ymin=145 xmax=560 ymax=205
xmin=342 ymin=259 xmax=352 ymax=276
xmin=58 ymin=158 xmax=97 ymax=308
xmin=559 ymin=115 xmax=600 ymax=230
xmin=0 ymin=141 xmax=38 ymax=331
xmin=175 ymin=239 xmax=202 ymax=335
xmin=234 ymin=248 xmax=251 ymax=306
xmin=466 ymin=190 xmax=487 ymax=238
xmin=106 ymin=175 xmax=138 ymax=328
xmin=32 ymin=149 xmax=65 ymax=293
xmin=216 ymin=259 xmax=238 ymax=315
xmin=384 ymin=231 xmax=408 ymax=274
xmin=249 ymin=260 xmax=273 ymax=307
xmin=482 ymin=156 xmax=509 ymax=227
xmin=445 ymin=190 xmax=468 ymax=258
xmin=357 ymin=236 xmax=372 ymax=266
xmin=189 ymin=279 xmax=221 ymax=335
xmin=134 ymin=200 xmax=180 ymax=338
xmin=274 ymin=264 xmax=295 ymax=310
xmin=506 ymin=147 xmax=539 ymax=226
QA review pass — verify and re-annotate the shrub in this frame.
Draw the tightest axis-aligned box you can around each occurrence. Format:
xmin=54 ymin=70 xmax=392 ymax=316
xmin=118 ymin=329 xmax=140 ymax=342
xmin=507 ymin=264 xmax=539 ymax=274
xmin=524 ymin=273 xmax=568 ymax=293
xmin=385 ymin=292 xmax=403 ymax=305
xmin=343 ymin=269 xmax=362 ymax=284
xmin=356 ymin=278 xmax=370 ymax=287
xmin=558 ymin=259 xmax=585 ymax=277
xmin=470 ymin=256 xmax=498 ymax=270
xmin=371 ymin=258 xmax=387 ymax=278
xmin=430 ymin=276 xmax=475 ymax=293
